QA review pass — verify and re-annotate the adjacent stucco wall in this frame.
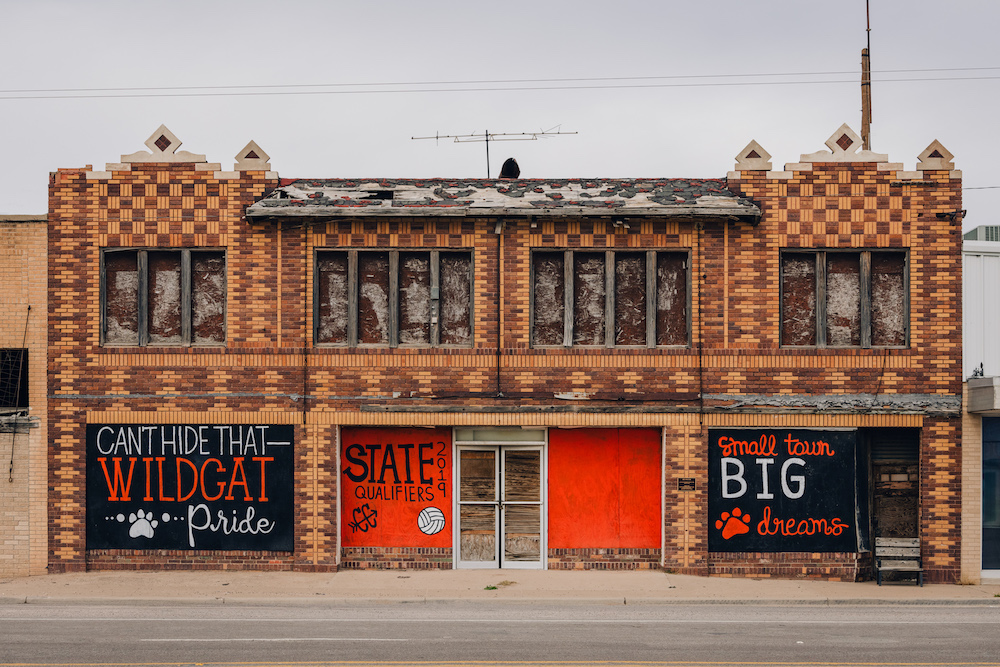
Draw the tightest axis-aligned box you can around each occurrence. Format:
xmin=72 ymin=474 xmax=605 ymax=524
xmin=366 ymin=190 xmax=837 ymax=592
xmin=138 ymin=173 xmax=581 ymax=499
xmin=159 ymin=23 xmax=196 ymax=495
xmin=963 ymin=243 xmax=1000 ymax=378
xmin=0 ymin=216 xmax=47 ymax=576
xmin=962 ymin=242 xmax=1000 ymax=584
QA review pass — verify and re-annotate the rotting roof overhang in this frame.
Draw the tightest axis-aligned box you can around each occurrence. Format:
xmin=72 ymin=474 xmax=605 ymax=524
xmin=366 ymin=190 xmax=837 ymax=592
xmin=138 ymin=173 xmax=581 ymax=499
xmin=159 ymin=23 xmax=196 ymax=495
xmin=245 ymin=178 xmax=761 ymax=224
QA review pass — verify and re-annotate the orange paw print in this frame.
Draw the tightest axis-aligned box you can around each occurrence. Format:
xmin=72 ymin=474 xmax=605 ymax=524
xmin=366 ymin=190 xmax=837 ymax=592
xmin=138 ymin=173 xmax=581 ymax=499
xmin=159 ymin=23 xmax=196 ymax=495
xmin=715 ymin=507 xmax=751 ymax=539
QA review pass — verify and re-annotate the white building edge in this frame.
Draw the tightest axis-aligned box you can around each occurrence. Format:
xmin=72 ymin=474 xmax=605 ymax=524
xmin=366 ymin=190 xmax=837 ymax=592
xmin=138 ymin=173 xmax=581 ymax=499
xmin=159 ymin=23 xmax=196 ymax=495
xmin=964 ymin=226 xmax=1000 ymax=582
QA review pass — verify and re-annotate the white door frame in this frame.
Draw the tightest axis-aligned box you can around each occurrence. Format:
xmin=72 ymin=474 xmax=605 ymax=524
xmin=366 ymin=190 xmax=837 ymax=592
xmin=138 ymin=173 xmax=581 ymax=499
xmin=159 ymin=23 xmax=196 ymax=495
xmin=453 ymin=431 xmax=547 ymax=569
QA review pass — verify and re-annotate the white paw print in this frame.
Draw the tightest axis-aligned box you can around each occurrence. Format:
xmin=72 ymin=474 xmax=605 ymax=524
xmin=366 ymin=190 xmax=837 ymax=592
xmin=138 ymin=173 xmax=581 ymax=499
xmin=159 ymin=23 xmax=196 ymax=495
xmin=127 ymin=509 xmax=158 ymax=539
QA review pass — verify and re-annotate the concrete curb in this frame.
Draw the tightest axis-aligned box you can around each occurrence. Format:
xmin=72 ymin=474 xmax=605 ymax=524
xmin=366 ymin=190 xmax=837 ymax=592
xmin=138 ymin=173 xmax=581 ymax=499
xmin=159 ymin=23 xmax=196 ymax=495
xmin=3 ymin=595 xmax=999 ymax=607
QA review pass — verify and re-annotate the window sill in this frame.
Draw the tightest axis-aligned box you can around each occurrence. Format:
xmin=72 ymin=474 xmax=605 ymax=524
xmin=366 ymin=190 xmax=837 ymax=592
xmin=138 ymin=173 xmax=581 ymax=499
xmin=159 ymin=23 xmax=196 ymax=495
xmin=99 ymin=345 xmax=227 ymax=352
xmin=312 ymin=345 xmax=474 ymax=351
xmin=778 ymin=346 xmax=910 ymax=352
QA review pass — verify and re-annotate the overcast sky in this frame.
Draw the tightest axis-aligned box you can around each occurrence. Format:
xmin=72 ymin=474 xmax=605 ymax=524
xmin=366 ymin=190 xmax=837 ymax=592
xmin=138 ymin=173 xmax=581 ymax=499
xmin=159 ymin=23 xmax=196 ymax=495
xmin=1 ymin=0 xmax=995 ymax=231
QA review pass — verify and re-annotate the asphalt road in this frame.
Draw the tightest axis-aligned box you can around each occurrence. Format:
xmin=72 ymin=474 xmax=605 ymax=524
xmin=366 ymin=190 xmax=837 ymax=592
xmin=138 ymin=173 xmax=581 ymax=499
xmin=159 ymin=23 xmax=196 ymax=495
xmin=2 ymin=600 xmax=999 ymax=666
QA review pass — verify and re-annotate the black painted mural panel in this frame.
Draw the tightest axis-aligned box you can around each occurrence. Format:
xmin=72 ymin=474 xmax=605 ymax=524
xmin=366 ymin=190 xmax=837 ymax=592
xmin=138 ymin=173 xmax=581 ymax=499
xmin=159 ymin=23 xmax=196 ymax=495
xmin=708 ymin=429 xmax=857 ymax=553
xmin=86 ymin=424 xmax=294 ymax=551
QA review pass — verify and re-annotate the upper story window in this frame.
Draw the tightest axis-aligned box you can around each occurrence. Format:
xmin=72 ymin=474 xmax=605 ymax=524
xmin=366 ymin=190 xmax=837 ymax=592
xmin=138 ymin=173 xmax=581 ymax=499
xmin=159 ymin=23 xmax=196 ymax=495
xmin=531 ymin=249 xmax=689 ymax=347
xmin=316 ymin=249 xmax=473 ymax=347
xmin=0 ymin=349 xmax=28 ymax=409
xmin=101 ymin=249 xmax=226 ymax=347
xmin=781 ymin=250 xmax=907 ymax=348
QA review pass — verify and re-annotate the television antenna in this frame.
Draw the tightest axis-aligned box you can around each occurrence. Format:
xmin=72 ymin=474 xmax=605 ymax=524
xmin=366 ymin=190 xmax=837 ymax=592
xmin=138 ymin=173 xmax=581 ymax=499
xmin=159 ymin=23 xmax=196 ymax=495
xmin=412 ymin=126 xmax=577 ymax=178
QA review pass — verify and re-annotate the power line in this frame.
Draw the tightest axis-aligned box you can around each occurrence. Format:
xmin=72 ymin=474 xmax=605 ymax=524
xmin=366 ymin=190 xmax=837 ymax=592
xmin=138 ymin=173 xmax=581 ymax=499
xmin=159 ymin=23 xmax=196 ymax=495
xmin=2 ymin=71 xmax=1000 ymax=101
xmin=3 ymin=66 xmax=1000 ymax=95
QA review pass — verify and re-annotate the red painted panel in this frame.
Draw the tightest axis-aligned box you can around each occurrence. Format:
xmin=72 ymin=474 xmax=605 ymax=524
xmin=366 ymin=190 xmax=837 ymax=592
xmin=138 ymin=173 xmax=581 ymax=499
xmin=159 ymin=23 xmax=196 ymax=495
xmin=548 ymin=428 xmax=660 ymax=548
xmin=618 ymin=429 xmax=663 ymax=544
xmin=341 ymin=428 xmax=452 ymax=548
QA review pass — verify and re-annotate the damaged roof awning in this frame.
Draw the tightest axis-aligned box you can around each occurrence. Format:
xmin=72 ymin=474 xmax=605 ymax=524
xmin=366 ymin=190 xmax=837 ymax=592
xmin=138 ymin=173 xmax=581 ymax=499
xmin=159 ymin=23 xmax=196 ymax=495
xmin=246 ymin=178 xmax=761 ymax=222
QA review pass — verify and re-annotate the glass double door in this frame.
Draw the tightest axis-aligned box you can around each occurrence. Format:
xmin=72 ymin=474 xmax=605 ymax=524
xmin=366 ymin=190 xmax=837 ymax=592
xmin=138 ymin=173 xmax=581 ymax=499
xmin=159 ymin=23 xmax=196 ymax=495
xmin=457 ymin=446 xmax=544 ymax=568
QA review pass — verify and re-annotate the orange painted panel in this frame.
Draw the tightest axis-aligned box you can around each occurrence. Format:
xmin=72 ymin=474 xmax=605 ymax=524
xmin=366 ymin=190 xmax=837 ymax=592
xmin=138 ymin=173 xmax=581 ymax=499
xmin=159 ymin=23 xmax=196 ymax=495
xmin=618 ymin=429 xmax=663 ymax=544
xmin=548 ymin=428 xmax=660 ymax=548
xmin=341 ymin=427 xmax=452 ymax=548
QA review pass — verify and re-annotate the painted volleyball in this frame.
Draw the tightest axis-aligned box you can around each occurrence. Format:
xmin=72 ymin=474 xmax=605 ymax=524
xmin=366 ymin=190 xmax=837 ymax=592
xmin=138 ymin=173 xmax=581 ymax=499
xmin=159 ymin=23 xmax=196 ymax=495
xmin=417 ymin=506 xmax=446 ymax=535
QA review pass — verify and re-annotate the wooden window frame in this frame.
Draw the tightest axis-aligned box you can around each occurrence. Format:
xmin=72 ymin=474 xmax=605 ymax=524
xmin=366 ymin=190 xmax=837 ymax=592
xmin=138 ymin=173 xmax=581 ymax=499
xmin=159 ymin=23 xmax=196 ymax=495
xmin=779 ymin=249 xmax=909 ymax=349
xmin=314 ymin=248 xmax=474 ymax=348
xmin=99 ymin=248 xmax=227 ymax=347
xmin=529 ymin=249 xmax=691 ymax=348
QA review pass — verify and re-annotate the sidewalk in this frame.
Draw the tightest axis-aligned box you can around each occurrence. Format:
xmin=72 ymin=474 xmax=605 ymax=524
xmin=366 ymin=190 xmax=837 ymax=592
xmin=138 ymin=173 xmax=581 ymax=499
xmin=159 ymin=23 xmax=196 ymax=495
xmin=2 ymin=569 xmax=999 ymax=605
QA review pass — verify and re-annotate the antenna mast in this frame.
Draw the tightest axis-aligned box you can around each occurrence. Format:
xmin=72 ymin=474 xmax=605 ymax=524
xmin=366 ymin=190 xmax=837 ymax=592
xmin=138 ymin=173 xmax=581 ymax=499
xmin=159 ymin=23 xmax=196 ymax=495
xmin=861 ymin=0 xmax=872 ymax=149
xmin=412 ymin=127 xmax=577 ymax=178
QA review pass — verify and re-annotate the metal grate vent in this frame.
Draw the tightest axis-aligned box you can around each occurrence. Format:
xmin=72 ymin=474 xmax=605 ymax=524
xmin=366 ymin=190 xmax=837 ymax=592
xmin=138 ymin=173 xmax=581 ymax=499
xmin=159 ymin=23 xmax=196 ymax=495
xmin=870 ymin=429 xmax=919 ymax=462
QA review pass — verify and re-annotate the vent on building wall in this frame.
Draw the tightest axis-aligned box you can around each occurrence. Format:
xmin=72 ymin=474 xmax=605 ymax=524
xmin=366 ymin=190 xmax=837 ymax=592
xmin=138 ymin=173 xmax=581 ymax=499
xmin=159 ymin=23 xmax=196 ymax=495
xmin=869 ymin=429 xmax=919 ymax=463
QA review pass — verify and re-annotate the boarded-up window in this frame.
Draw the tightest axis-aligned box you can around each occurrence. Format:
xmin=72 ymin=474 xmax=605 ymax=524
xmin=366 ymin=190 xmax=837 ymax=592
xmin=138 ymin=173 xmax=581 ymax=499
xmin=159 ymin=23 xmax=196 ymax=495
xmin=532 ymin=249 xmax=689 ymax=347
xmin=781 ymin=251 xmax=907 ymax=348
xmin=871 ymin=253 xmax=907 ymax=346
xmin=316 ymin=249 xmax=473 ymax=347
xmin=573 ymin=253 xmax=605 ymax=345
xmin=102 ymin=249 xmax=225 ymax=347
xmin=104 ymin=251 xmax=139 ymax=345
xmin=460 ymin=450 xmax=496 ymax=502
xmin=615 ymin=253 xmax=646 ymax=345
xmin=440 ymin=253 xmax=472 ymax=346
xmin=548 ymin=428 xmax=661 ymax=548
xmin=399 ymin=253 xmax=431 ymax=345
xmin=781 ymin=254 xmax=816 ymax=346
xmin=191 ymin=252 xmax=226 ymax=344
xmin=317 ymin=253 xmax=349 ymax=345
xmin=532 ymin=252 xmax=565 ymax=346
xmin=826 ymin=253 xmax=861 ymax=346
xmin=147 ymin=252 xmax=182 ymax=345
xmin=358 ymin=252 xmax=390 ymax=345
xmin=656 ymin=253 xmax=687 ymax=346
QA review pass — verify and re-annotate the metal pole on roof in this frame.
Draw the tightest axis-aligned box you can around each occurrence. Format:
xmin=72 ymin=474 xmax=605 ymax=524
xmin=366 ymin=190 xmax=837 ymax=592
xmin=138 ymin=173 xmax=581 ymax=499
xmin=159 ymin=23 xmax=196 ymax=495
xmin=861 ymin=0 xmax=872 ymax=149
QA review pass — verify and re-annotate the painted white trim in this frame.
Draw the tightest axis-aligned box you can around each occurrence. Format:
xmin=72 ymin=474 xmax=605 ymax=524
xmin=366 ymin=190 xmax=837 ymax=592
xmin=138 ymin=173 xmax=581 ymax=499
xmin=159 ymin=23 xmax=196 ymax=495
xmin=963 ymin=241 xmax=1000 ymax=255
xmin=454 ymin=444 xmax=500 ymax=569
xmin=453 ymin=439 xmax=547 ymax=570
xmin=334 ymin=425 xmax=341 ymax=566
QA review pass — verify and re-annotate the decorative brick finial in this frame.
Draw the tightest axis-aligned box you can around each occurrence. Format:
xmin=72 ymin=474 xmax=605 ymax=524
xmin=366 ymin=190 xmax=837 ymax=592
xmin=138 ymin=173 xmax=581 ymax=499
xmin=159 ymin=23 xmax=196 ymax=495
xmin=798 ymin=123 xmax=889 ymax=163
xmin=734 ymin=140 xmax=772 ymax=171
xmin=916 ymin=139 xmax=955 ymax=170
xmin=234 ymin=140 xmax=271 ymax=171
xmin=120 ymin=124 xmax=207 ymax=163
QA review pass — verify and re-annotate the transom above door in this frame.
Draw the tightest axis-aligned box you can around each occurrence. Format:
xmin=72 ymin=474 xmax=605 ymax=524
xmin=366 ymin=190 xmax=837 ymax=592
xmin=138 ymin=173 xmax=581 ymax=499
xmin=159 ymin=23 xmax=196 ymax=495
xmin=454 ymin=428 xmax=546 ymax=569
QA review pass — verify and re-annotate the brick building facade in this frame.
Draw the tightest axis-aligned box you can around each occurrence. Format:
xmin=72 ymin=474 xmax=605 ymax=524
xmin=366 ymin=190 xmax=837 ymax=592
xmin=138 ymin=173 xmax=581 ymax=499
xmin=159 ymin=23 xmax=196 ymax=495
xmin=47 ymin=124 xmax=965 ymax=581
xmin=1 ymin=215 xmax=47 ymax=577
